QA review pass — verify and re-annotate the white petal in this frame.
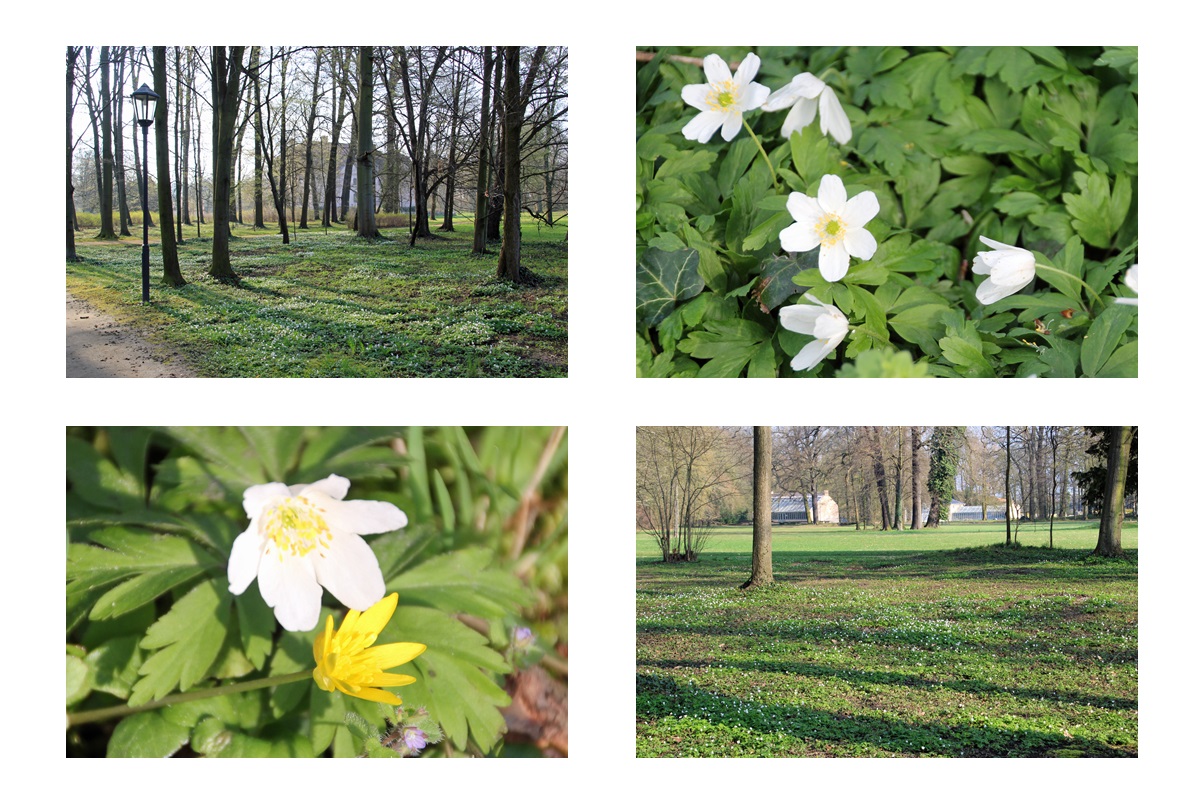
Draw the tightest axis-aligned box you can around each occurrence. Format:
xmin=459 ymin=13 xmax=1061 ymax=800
xmin=681 ymin=83 xmax=711 ymax=111
xmin=323 ymin=498 xmax=408 ymax=535
xmin=732 ymin=53 xmax=761 ymax=87
xmin=702 ymin=54 xmax=732 ymax=85
xmin=300 ymin=475 xmax=351 ymax=501
xmin=764 ymin=73 xmax=826 ymax=110
xmin=843 ymin=191 xmax=880 ymax=229
xmin=791 ymin=338 xmax=837 ymax=372
xmin=242 ymin=482 xmax=290 ymax=519
xmin=843 ymin=226 xmax=878 ymax=261
xmin=817 ymin=175 xmax=847 ymax=214
xmin=786 ymin=192 xmax=822 ymax=226
xmin=818 ymin=243 xmax=851 ymax=282
xmin=971 ymin=253 xmax=992 ymax=276
xmin=683 ymin=111 xmax=724 ymax=143
xmin=741 ymin=81 xmax=771 ymax=110
xmin=780 ymin=97 xmax=818 ymax=137
xmin=812 ymin=311 xmax=848 ymax=342
xmin=313 ymin=532 xmax=386 ymax=612
xmin=990 ymin=251 xmax=1035 ymax=288
xmin=720 ymin=112 xmax=743 ymax=142
xmin=227 ymin=527 xmax=263 ymax=595
xmin=780 ymin=303 xmax=826 ymax=336
xmin=1124 ymin=265 xmax=1138 ymax=294
xmin=978 ymin=235 xmax=1014 ymax=251
xmin=257 ymin=551 xmax=323 ymax=631
xmin=780 ymin=221 xmax=820 ymax=253
xmin=818 ymin=86 xmax=852 ymax=145
xmin=975 ymin=277 xmax=1024 ymax=305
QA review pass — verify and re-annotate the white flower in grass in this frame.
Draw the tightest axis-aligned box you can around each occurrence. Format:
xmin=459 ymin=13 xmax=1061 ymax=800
xmin=1116 ymin=264 xmax=1138 ymax=305
xmin=780 ymin=293 xmax=849 ymax=372
xmin=228 ymin=474 xmax=406 ymax=631
xmin=972 ymin=236 xmax=1036 ymax=304
xmin=681 ymin=53 xmax=770 ymax=144
xmin=780 ymin=174 xmax=879 ymax=282
xmin=763 ymin=73 xmax=852 ymax=144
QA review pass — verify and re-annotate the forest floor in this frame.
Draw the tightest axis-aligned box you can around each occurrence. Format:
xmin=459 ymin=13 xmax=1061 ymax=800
xmin=65 ymin=217 xmax=568 ymax=378
xmin=66 ymin=290 xmax=197 ymax=378
xmin=636 ymin=526 xmax=1138 ymax=758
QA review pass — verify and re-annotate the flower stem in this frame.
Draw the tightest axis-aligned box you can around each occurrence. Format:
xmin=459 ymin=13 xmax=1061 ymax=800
xmin=1035 ymin=262 xmax=1104 ymax=310
xmin=66 ymin=670 xmax=313 ymax=727
xmin=743 ymin=119 xmax=779 ymax=190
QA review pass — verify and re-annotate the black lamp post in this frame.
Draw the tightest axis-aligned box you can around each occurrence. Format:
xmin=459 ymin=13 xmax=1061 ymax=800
xmin=131 ymin=84 xmax=159 ymax=304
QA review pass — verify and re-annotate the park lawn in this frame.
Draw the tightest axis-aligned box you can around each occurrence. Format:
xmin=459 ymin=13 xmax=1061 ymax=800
xmin=636 ymin=522 xmax=1138 ymax=758
xmin=66 ymin=216 xmax=567 ymax=378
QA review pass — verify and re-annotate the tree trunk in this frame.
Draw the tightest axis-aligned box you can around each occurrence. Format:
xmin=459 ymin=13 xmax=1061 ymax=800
xmin=300 ymin=48 xmax=323 ymax=228
xmin=496 ymin=47 xmax=525 ymax=282
xmin=181 ymin=50 xmax=192 ymax=226
xmin=277 ymin=50 xmax=290 ymax=241
xmin=251 ymin=47 xmax=265 ymax=228
xmin=153 ymin=47 xmax=184 ymax=287
xmin=1005 ymin=426 xmax=1013 ymax=546
xmin=910 ymin=427 xmax=921 ymax=529
xmin=355 ymin=47 xmax=378 ymax=238
xmin=870 ymin=427 xmax=890 ymax=530
xmin=486 ymin=52 xmax=504 ymax=243
xmin=209 ymin=46 xmax=245 ymax=281
xmin=743 ymin=426 xmax=774 ymax=589
xmin=67 ymin=47 xmax=80 ymax=261
xmin=472 ymin=47 xmax=494 ymax=254
xmin=174 ymin=48 xmax=184 ymax=243
xmin=97 ymin=46 xmax=117 ymax=239
xmin=1094 ymin=427 xmax=1133 ymax=557
xmin=341 ymin=111 xmax=355 ymax=221
xmin=323 ymin=53 xmax=348 ymax=226
xmin=112 ymin=48 xmax=132 ymax=235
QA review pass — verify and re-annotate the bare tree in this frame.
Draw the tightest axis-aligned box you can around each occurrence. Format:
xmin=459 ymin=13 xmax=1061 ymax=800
xmin=354 ymin=46 xmax=378 ymax=238
xmin=67 ymin=47 xmax=81 ymax=261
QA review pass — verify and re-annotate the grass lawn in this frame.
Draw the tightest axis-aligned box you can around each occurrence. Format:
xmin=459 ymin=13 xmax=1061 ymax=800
xmin=636 ymin=521 xmax=1138 ymax=757
xmin=66 ymin=216 xmax=567 ymax=377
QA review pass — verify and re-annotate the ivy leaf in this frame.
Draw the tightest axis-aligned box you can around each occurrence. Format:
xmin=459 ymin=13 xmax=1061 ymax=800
xmin=754 ymin=251 xmax=818 ymax=313
xmin=637 ymin=247 xmax=705 ymax=327
xmin=129 ymin=578 xmax=230 ymax=706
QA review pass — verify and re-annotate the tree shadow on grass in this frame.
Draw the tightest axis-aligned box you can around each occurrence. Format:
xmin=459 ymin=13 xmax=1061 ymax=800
xmin=635 ymin=672 xmax=1133 ymax=757
xmin=638 ymin=655 xmax=1134 ymax=712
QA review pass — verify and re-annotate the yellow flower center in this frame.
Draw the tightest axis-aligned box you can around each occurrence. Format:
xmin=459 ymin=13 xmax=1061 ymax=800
xmin=816 ymin=213 xmax=846 ymax=247
xmin=260 ymin=496 xmax=332 ymax=558
xmin=705 ymin=80 xmax=739 ymax=111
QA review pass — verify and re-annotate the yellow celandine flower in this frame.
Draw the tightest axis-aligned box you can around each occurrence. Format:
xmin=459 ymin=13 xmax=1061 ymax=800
xmin=312 ymin=593 xmax=426 ymax=705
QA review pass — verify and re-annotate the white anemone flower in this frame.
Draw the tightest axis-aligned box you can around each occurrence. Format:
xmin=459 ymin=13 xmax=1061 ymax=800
xmin=972 ymin=236 xmax=1036 ymax=304
xmin=780 ymin=293 xmax=849 ymax=372
xmin=681 ymin=53 xmax=770 ymax=144
xmin=780 ymin=174 xmax=880 ymax=282
xmin=228 ymin=474 xmax=406 ymax=631
xmin=763 ymin=73 xmax=852 ymax=144
xmin=1116 ymin=264 xmax=1138 ymax=305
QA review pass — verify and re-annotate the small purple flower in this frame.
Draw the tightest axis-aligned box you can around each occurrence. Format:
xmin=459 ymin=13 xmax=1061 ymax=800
xmin=402 ymin=725 xmax=427 ymax=752
xmin=513 ymin=626 xmax=534 ymax=648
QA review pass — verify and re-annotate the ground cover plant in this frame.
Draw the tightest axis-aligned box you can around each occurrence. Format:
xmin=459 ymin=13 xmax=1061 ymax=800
xmin=636 ymin=522 xmax=1137 ymax=757
xmin=66 ymin=218 xmax=568 ymax=378
xmin=636 ymin=46 xmax=1137 ymax=377
xmin=67 ymin=426 xmax=568 ymax=757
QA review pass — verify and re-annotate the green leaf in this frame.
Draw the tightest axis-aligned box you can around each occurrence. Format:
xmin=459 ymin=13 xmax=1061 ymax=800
xmin=387 ymin=547 xmax=532 ymax=621
xmin=753 ymin=251 xmax=818 ymax=313
xmin=1063 ymin=172 xmax=1129 ymax=248
xmin=959 ymin=128 xmax=1047 ymax=157
xmin=939 ymin=334 xmax=995 ymax=377
xmin=718 ymin=137 xmax=760 ymax=198
xmin=237 ymin=427 xmax=305 ymax=483
xmin=1097 ymin=339 xmax=1138 ymax=378
xmin=67 ymin=437 xmax=144 ymax=511
xmin=656 ymin=148 xmax=717 ymax=180
xmin=637 ymin=247 xmax=706 ymax=327
xmin=129 ymin=578 xmax=230 ymax=706
xmin=107 ymin=710 xmax=192 ymax=757
xmin=1081 ymin=305 xmax=1136 ymax=377
xmin=235 ymin=589 xmax=275 ymax=671
xmin=84 ymin=635 xmax=143 ymax=699
xmin=67 ymin=653 xmax=92 ymax=706
xmin=389 ymin=606 xmax=510 ymax=753
xmin=889 ymin=304 xmax=955 ymax=354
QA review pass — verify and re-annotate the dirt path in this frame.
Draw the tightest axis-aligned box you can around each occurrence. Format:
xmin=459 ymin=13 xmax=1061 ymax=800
xmin=66 ymin=291 xmax=197 ymax=378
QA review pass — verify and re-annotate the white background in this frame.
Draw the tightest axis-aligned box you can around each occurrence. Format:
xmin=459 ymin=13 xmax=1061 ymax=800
xmin=13 ymin=1 xmax=1196 ymax=798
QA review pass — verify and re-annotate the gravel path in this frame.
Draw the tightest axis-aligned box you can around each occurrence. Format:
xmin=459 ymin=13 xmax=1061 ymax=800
xmin=66 ymin=291 xmax=197 ymax=378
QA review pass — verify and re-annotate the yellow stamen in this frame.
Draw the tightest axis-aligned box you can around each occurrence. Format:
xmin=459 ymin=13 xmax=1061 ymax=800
xmin=260 ymin=496 xmax=332 ymax=558
xmin=705 ymin=80 xmax=739 ymax=111
xmin=816 ymin=213 xmax=846 ymax=247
